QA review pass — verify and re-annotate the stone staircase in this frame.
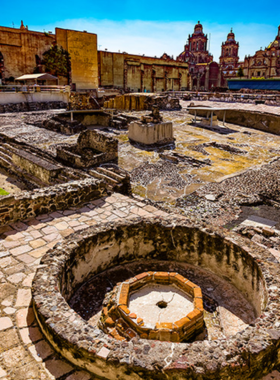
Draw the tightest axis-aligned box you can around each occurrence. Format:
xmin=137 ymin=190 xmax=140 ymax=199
xmin=88 ymin=165 xmax=131 ymax=194
xmin=0 ymin=143 xmax=13 ymax=168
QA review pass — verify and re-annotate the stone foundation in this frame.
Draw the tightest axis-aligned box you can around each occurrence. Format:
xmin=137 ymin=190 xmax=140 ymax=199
xmin=56 ymin=129 xmax=118 ymax=168
xmin=0 ymin=101 xmax=67 ymax=113
xmin=104 ymin=94 xmax=181 ymax=111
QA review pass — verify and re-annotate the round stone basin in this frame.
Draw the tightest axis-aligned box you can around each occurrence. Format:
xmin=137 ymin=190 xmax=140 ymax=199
xmin=32 ymin=216 xmax=278 ymax=380
xmin=129 ymin=284 xmax=194 ymax=326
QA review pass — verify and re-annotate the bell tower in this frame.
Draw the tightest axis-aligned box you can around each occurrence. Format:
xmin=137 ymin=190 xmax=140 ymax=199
xmin=220 ymin=29 xmax=239 ymax=67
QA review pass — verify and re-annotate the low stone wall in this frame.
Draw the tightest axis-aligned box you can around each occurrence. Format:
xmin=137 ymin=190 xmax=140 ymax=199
xmin=57 ymin=129 xmax=118 ymax=168
xmin=104 ymin=94 xmax=181 ymax=111
xmin=31 ymin=217 xmax=280 ymax=380
xmin=12 ymin=149 xmax=62 ymax=184
xmin=189 ymin=107 xmax=280 ymax=135
xmin=41 ymin=116 xmax=86 ymax=135
xmin=0 ymin=101 xmax=67 ymax=113
xmin=0 ymin=178 xmax=107 ymax=226
xmin=67 ymin=92 xmax=100 ymax=110
xmin=0 ymin=92 xmax=69 ymax=105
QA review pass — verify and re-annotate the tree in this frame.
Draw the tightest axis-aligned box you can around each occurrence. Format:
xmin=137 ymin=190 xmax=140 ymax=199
xmin=237 ymin=67 xmax=244 ymax=79
xmin=42 ymin=45 xmax=71 ymax=82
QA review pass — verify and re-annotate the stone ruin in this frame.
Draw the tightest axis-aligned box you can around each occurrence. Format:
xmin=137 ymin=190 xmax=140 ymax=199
xmin=99 ymin=271 xmax=204 ymax=342
xmin=39 ymin=110 xmax=139 ymax=134
xmin=104 ymin=93 xmax=181 ymax=111
xmin=32 ymin=216 xmax=280 ymax=379
xmin=67 ymin=92 xmax=101 ymax=111
xmin=128 ymin=105 xmax=174 ymax=145
xmin=56 ymin=129 xmax=118 ymax=168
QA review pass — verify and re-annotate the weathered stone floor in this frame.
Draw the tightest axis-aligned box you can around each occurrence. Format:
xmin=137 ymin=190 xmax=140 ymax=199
xmin=118 ymin=108 xmax=280 ymax=204
xmin=0 ymin=193 xmax=167 ymax=379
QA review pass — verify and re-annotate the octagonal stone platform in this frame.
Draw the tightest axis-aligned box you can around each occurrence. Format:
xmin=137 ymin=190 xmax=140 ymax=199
xmin=99 ymin=271 xmax=204 ymax=342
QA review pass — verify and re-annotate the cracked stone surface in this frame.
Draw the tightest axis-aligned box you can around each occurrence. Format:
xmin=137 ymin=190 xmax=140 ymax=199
xmin=129 ymin=284 xmax=194 ymax=326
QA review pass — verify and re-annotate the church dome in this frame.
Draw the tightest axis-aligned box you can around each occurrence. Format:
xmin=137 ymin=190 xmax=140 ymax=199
xmin=194 ymin=21 xmax=203 ymax=33
xmin=227 ymin=29 xmax=235 ymax=41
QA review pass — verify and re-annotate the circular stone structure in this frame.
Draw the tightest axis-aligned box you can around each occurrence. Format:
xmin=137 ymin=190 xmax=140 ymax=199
xmin=32 ymin=216 xmax=280 ymax=380
xmin=99 ymin=272 xmax=204 ymax=342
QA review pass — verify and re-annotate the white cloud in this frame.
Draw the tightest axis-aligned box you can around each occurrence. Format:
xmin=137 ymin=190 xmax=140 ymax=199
xmin=30 ymin=19 xmax=278 ymax=62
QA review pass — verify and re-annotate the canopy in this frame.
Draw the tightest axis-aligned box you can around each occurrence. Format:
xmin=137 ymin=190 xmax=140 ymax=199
xmin=15 ymin=73 xmax=58 ymax=81
xmin=228 ymin=79 xmax=280 ymax=91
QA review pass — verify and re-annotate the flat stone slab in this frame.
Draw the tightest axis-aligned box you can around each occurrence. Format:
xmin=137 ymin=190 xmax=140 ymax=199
xmin=129 ymin=284 xmax=193 ymax=327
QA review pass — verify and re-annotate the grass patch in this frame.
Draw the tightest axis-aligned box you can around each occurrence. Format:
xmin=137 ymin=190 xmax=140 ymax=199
xmin=0 ymin=188 xmax=9 ymax=196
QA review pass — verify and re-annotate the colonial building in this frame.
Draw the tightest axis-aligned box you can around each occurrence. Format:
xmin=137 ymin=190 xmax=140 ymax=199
xmin=220 ymin=29 xmax=240 ymax=78
xmin=243 ymin=25 xmax=280 ymax=79
xmin=0 ymin=22 xmax=98 ymax=89
xmin=0 ymin=22 xmax=54 ymax=84
xmin=98 ymin=51 xmax=189 ymax=92
xmin=177 ymin=22 xmax=225 ymax=90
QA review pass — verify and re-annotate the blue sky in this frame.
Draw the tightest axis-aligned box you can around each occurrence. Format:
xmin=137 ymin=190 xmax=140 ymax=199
xmin=1 ymin=0 xmax=279 ymax=61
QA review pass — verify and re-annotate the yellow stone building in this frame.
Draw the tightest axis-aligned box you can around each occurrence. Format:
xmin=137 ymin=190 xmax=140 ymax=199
xmin=98 ymin=51 xmax=189 ymax=92
xmin=56 ymin=28 xmax=98 ymax=90
xmin=0 ymin=22 xmax=54 ymax=83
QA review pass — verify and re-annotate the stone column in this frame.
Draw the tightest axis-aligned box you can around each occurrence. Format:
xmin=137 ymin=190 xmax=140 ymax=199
xmin=152 ymin=69 xmax=156 ymax=93
xmin=205 ymin=67 xmax=210 ymax=91
xmin=164 ymin=71 xmax=168 ymax=91
xmin=141 ymin=68 xmax=144 ymax=92
xmin=124 ymin=60 xmax=128 ymax=91
xmin=218 ymin=67 xmax=222 ymax=87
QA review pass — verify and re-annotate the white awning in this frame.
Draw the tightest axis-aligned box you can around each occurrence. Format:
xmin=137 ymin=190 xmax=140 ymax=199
xmin=15 ymin=73 xmax=58 ymax=81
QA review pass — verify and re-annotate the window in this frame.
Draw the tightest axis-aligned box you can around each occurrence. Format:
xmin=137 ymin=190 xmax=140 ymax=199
xmin=0 ymin=52 xmax=4 ymax=81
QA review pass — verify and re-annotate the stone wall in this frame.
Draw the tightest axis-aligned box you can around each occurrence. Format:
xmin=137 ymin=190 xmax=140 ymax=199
xmin=0 ymin=25 xmax=54 ymax=80
xmin=0 ymin=101 xmax=67 ymax=113
xmin=31 ymin=217 xmax=280 ymax=380
xmin=0 ymin=178 xmax=106 ymax=226
xmin=0 ymin=92 xmax=69 ymax=105
xmin=189 ymin=107 xmax=280 ymax=135
xmin=98 ymin=51 xmax=189 ymax=92
xmin=104 ymin=94 xmax=181 ymax=111
xmin=56 ymin=28 xmax=98 ymax=90
xmin=67 ymin=92 xmax=100 ymax=110
xmin=11 ymin=149 xmax=62 ymax=184
xmin=57 ymin=129 xmax=118 ymax=168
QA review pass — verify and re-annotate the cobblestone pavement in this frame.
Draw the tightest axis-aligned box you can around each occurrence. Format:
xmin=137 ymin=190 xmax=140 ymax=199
xmin=181 ymin=99 xmax=280 ymax=115
xmin=0 ymin=193 xmax=167 ymax=380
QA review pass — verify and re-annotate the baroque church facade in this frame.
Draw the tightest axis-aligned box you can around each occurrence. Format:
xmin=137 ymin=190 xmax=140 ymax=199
xmin=243 ymin=25 xmax=280 ymax=79
xmin=177 ymin=22 xmax=226 ymax=90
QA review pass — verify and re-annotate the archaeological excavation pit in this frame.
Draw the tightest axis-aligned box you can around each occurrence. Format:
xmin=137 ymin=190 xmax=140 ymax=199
xmin=32 ymin=216 xmax=280 ymax=379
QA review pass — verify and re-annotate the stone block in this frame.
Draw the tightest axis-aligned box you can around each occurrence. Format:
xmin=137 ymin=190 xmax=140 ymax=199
xmin=128 ymin=121 xmax=174 ymax=145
